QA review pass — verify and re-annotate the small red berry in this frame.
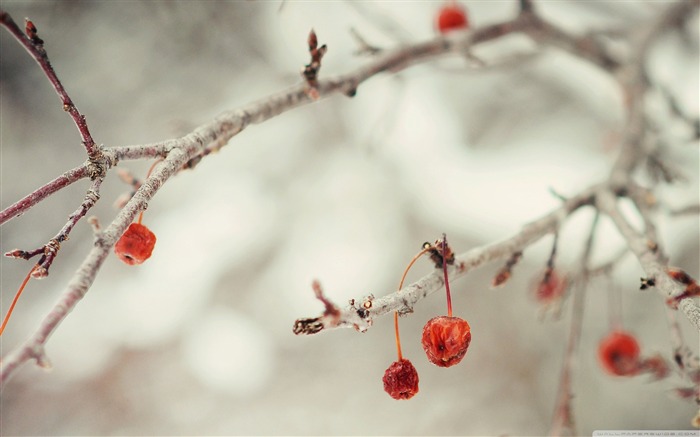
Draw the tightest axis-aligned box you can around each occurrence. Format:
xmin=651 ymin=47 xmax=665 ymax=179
xmin=597 ymin=331 xmax=641 ymax=376
xmin=436 ymin=2 xmax=469 ymax=34
xmin=421 ymin=316 xmax=471 ymax=368
xmin=383 ymin=358 xmax=419 ymax=400
xmin=114 ymin=222 xmax=156 ymax=265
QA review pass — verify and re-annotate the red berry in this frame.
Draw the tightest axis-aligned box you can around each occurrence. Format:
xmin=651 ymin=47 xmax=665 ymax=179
xmin=383 ymin=358 xmax=419 ymax=400
xmin=114 ymin=222 xmax=157 ymax=265
xmin=597 ymin=331 xmax=641 ymax=376
xmin=421 ymin=316 xmax=471 ymax=368
xmin=437 ymin=3 xmax=469 ymax=34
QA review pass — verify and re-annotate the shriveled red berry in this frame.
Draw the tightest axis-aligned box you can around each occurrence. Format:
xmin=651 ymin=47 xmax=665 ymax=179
xmin=383 ymin=358 xmax=419 ymax=400
xmin=597 ymin=331 xmax=641 ymax=376
xmin=437 ymin=3 xmax=469 ymax=34
xmin=114 ymin=222 xmax=156 ymax=265
xmin=421 ymin=316 xmax=471 ymax=368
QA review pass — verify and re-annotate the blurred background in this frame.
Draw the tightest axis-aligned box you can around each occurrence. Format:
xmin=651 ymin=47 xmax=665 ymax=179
xmin=1 ymin=1 xmax=698 ymax=435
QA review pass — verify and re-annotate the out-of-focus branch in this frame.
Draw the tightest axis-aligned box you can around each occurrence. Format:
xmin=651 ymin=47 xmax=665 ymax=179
xmin=595 ymin=190 xmax=700 ymax=330
xmin=549 ymin=213 xmax=600 ymax=436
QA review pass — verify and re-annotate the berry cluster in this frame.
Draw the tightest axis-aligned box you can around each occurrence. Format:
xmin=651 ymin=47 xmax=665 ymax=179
xmin=383 ymin=235 xmax=472 ymax=400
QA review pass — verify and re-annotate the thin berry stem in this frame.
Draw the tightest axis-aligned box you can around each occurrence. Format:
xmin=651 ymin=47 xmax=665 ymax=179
xmin=0 ymin=265 xmax=37 ymax=336
xmin=442 ymin=233 xmax=453 ymax=317
xmin=393 ymin=313 xmax=403 ymax=361
xmin=394 ymin=245 xmax=433 ymax=361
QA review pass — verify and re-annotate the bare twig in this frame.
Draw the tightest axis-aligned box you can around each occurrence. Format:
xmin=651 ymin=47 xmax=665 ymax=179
xmin=0 ymin=165 xmax=89 ymax=225
xmin=0 ymin=10 xmax=101 ymax=160
xmin=5 ymin=178 xmax=103 ymax=277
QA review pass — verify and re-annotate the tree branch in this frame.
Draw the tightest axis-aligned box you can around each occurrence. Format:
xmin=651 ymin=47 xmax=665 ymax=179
xmin=294 ymin=186 xmax=596 ymax=335
xmin=0 ymin=149 xmax=187 ymax=384
xmin=0 ymin=165 xmax=88 ymax=225
xmin=1 ymin=0 xmax=698 ymax=388
xmin=0 ymin=10 xmax=100 ymax=160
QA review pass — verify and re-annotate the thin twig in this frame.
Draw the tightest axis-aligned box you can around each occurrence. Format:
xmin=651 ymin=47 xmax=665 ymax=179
xmin=548 ymin=213 xmax=600 ymax=436
xmin=0 ymin=165 xmax=89 ymax=225
xmin=0 ymin=10 xmax=100 ymax=160
xmin=0 ymin=149 xmax=188 ymax=384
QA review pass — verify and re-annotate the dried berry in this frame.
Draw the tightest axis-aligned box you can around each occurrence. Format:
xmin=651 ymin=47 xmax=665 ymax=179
xmin=597 ymin=331 xmax=640 ymax=376
xmin=114 ymin=222 xmax=156 ymax=265
xmin=383 ymin=358 xmax=419 ymax=400
xmin=437 ymin=2 xmax=469 ymax=34
xmin=421 ymin=315 xmax=471 ymax=368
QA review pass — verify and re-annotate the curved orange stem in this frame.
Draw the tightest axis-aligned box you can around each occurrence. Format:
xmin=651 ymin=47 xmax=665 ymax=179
xmin=0 ymin=265 xmax=37 ymax=336
xmin=393 ymin=245 xmax=433 ymax=360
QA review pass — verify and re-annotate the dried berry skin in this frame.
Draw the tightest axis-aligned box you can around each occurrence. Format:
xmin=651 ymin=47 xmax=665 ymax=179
xmin=383 ymin=358 xmax=419 ymax=400
xmin=597 ymin=331 xmax=640 ymax=376
xmin=437 ymin=3 xmax=469 ymax=34
xmin=114 ymin=223 xmax=156 ymax=265
xmin=421 ymin=316 xmax=471 ymax=368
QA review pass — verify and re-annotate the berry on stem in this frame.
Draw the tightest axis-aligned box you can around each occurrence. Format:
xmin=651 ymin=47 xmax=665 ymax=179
xmin=597 ymin=330 xmax=641 ymax=376
xmin=436 ymin=1 xmax=469 ymax=34
xmin=382 ymin=243 xmax=433 ymax=400
xmin=421 ymin=234 xmax=472 ymax=368
xmin=114 ymin=161 xmax=160 ymax=265
xmin=114 ymin=222 xmax=156 ymax=265
xmin=421 ymin=315 xmax=471 ymax=367
xmin=382 ymin=358 xmax=419 ymax=400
